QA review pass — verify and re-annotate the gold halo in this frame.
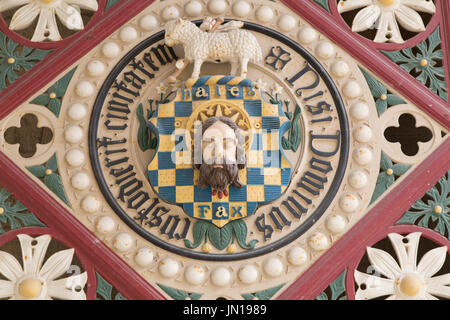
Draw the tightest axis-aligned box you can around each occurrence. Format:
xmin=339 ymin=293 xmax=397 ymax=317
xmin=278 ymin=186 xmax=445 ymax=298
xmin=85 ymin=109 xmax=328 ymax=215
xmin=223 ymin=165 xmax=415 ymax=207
xmin=185 ymin=100 xmax=253 ymax=150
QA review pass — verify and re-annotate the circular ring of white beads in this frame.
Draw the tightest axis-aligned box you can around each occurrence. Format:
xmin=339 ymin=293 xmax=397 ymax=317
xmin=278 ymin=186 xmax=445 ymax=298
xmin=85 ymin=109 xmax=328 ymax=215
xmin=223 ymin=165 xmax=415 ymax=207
xmin=343 ymin=81 xmax=362 ymax=99
xmin=139 ymin=15 xmax=158 ymax=30
xmin=297 ymin=26 xmax=318 ymax=44
xmin=75 ymin=81 xmax=94 ymax=98
xmin=81 ymin=195 xmax=101 ymax=213
xmin=238 ymin=265 xmax=259 ymax=284
xmin=185 ymin=1 xmax=203 ymax=16
xmin=278 ymin=15 xmax=297 ymax=32
xmin=353 ymin=147 xmax=373 ymax=165
xmin=159 ymin=258 xmax=179 ymax=278
xmin=326 ymin=214 xmax=347 ymax=234
xmin=340 ymin=193 xmax=359 ymax=213
xmin=331 ymin=60 xmax=350 ymax=78
xmin=71 ymin=172 xmax=90 ymax=190
xmin=96 ymin=216 xmax=116 ymax=234
xmin=135 ymin=248 xmax=154 ymax=268
xmin=208 ymin=0 xmax=227 ymax=14
xmin=233 ymin=1 xmax=251 ymax=17
xmin=102 ymin=42 xmax=120 ymax=59
xmin=263 ymin=257 xmax=283 ymax=277
xmin=86 ymin=60 xmax=105 ymax=77
xmin=287 ymin=246 xmax=308 ymax=266
xmin=315 ymin=41 xmax=335 ymax=59
xmin=354 ymin=124 xmax=373 ymax=143
xmin=161 ymin=6 xmax=180 ymax=21
xmin=120 ymin=26 xmax=138 ymax=43
xmin=255 ymin=6 xmax=274 ymax=23
xmin=67 ymin=103 xmax=87 ymax=121
xmin=113 ymin=233 xmax=133 ymax=252
xmin=64 ymin=125 xmax=83 ymax=144
xmin=308 ymin=232 xmax=330 ymax=251
xmin=348 ymin=170 xmax=368 ymax=189
xmin=350 ymin=102 xmax=370 ymax=121
xmin=185 ymin=265 xmax=206 ymax=285
xmin=211 ymin=267 xmax=231 ymax=286
xmin=65 ymin=148 xmax=85 ymax=167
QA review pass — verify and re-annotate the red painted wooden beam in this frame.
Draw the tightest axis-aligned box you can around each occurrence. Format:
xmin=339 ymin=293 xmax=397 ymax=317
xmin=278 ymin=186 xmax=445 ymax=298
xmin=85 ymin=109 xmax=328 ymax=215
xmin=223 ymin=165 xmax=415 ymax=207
xmin=0 ymin=151 xmax=166 ymax=300
xmin=281 ymin=0 xmax=450 ymax=130
xmin=277 ymin=137 xmax=450 ymax=300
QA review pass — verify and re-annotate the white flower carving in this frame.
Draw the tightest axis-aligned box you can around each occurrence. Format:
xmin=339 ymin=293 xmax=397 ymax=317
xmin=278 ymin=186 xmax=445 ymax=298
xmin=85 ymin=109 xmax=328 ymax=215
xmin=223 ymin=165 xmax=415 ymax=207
xmin=0 ymin=234 xmax=87 ymax=300
xmin=271 ymin=83 xmax=283 ymax=96
xmin=338 ymin=0 xmax=436 ymax=43
xmin=156 ymin=82 xmax=166 ymax=95
xmin=0 ymin=0 xmax=98 ymax=42
xmin=355 ymin=232 xmax=450 ymax=300
xmin=254 ymin=78 xmax=267 ymax=91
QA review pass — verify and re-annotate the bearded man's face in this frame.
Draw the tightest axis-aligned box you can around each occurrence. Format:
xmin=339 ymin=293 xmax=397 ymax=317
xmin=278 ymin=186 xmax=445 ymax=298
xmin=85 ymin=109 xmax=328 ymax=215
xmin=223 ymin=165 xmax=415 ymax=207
xmin=197 ymin=120 xmax=242 ymax=191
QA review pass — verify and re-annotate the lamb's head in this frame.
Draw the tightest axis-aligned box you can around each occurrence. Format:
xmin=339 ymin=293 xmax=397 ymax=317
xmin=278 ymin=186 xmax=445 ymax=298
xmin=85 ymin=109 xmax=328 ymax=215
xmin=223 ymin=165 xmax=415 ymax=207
xmin=164 ymin=18 xmax=196 ymax=47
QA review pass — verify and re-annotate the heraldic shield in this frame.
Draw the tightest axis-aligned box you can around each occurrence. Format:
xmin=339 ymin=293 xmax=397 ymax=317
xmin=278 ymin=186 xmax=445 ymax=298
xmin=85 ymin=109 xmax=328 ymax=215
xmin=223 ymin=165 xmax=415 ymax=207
xmin=147 ymin=76 xmax=292 ymax=228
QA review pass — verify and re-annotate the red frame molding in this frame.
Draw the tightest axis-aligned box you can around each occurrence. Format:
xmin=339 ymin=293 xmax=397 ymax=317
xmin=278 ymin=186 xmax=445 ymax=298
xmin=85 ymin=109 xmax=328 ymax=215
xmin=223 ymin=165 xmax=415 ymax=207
xmin=0 ymin=0 xmax=448 ymax=300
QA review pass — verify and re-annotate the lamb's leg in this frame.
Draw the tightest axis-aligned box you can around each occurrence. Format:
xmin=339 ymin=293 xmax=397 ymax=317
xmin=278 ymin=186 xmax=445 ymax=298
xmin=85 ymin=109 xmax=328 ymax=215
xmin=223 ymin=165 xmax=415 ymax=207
xmin=168 ymin=59 xmax=190 ymax=83
xmin=240 ymin=58 xmax=249 ymax=78
xmin=230 ymin=61 xmax=239 ymax=76
xmin=191 ymin=59 xmax=203 ymax=79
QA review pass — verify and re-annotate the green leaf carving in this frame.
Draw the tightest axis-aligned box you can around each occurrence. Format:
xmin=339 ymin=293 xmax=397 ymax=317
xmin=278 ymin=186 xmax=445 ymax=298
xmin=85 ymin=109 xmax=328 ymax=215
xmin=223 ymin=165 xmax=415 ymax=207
xmin=313 ymin=0 xmax=330 ymax=13
xmin=0 ymin=32 xmax=52 ymax=90
xmin=27 ymin=165 xmax=46 ymax=178
xmin=231 ymin=220 xmax=258 ymax=250
xmin=157 ymin=284 xmax=202 ymax=300
xmin=185 ymin=220 xmax=210 ymax=249
xmin=315 ymin=270 xmax=347 ymax=300
xmin=96 ymin=273 xmax=113 ymax=300
xmin=242 ymin=284 xmax=285 ymax=300
xmin=44 ymin=173 xmax=70 ymax=206
xmin=136 ymin=103 xmax=157 ymax=152
xmin=208 ymin=222 xmax=233 ymax=250
xmin=397 ymin=171 xmax=450 ymax=239
xmin=281 ymin=104 xmax=302 ymax=152
xmin=105 ymin=0 xmax=121 ymax=11
xmin=31 ymin=67 xmax=77 ymax=117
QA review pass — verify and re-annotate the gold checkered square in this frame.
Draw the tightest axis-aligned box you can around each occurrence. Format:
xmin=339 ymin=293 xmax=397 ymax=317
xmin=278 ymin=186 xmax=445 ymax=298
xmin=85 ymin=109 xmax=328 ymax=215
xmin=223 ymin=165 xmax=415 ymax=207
xmin=176 ymin=186 xmax=194 ymax=203
xmin=238 ymin=168 xmax=247 ymax=185
xmin=247 ymin=185 xmax=265 ymax=202
xmin=147 ymin=157 xmax=158 ymax=171
xmin=158 ymin=169 xmax=176 ymax=187
xmin=247 ymin=150 xmax=264 ymax=168
xmin=281 ymin=155 xmax=291 ymax=168
xmin=158 ymin=134 xmax=175 ymax=152
xmin=263 ymin=132 xmax=279 ymax=151
xmin=264 ymin=168 xmax=281 ymax=185
xmin=262 ymin=104 xmax=279 ymax=117
xmin=157 ymin=103 xmax=175 ymax=117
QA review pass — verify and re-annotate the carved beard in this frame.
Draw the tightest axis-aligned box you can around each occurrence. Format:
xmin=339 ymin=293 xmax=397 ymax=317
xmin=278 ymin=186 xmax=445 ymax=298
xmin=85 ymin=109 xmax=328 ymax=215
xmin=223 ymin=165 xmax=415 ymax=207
xmin=198 ymin=163 xmax=243 ymax=191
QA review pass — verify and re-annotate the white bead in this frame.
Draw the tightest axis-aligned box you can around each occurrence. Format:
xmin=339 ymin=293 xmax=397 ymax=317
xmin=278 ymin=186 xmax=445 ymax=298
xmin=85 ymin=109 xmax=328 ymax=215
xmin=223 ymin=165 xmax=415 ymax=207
xmin=315 ymin=41 xmax=335 ymax=59
xmin=263 ymin=257 xmax=283 ymax=277
xmin=298 ymin=26 xmax=318 ymax=44
xmin=350 ymin=102 xmax=370 ymax=120
xmin=102 ymin=42 xmax=120 ymax=58
xmin=353 ymin=147 xmax=373 ymax=165
xmin=331 ymin=61 xmax=350 ymax=78
xmin=86 ymin=60 xmax=105 ymax=77
xmin=233 ymin=1 xmax=251 ymax=17
xmin=326 ymin=214 xmax=347 ymax=234
xmin=255 ymin=6 xmax=274 ymax=23
xmin=75 ymin=81 xmax=94 ymax=98
xmin=211 ymin=267 xmax=231 ymax=286
xmin=96 ymin=216 xmax=116 ymax=234
xmin=185 ymin=265 xmax=206 ymax=285
xmin=185 ymin=1 xmax=203 ymax=16
xmin=119 ymin=26 xmax=138 ymax=43
xmin=71 ymin=172 xmax=90 ymax=190
xmin=135 ymin=248 xmax=154 ymax=267
xmin=287 ymin=246 xmax=308 ymax=266
xmin=64 ymin=125 xmax=83 ymax=144
xmin=159 ymin=258 xmax=179 ymax=278
xmin=208 ymin=0 xmax=227 ymax=14
xmin=278 ymin=15 xmax=297 ymax=32
xmin=354 ymin=124 xmax=373 ymax=143
xmin=67 ymin=103 xmax=87 ymax=121
xmin=161 ymin=6 xmax=180 ymax=21
xmin=308 ymin=232 xmax=330 ymax=251
xmin=348 ymin=170 xmax=368 ymax=189
xmin=343 ymin=81 xmax=362 ymax=99
xmin=340 ymin=193 xmax=359 ymax=213
xmin=139 ymin=15 xmax=158 ymax=30
xmin=238 ymin=265 xmax=258 ymax=284
xmin=81 ymin=195 xmax=101 ymax=213
xmin=113 ymin=233 xmax=133 ymax=252
xmin=65 ymin=149 xmax=85 ymax=167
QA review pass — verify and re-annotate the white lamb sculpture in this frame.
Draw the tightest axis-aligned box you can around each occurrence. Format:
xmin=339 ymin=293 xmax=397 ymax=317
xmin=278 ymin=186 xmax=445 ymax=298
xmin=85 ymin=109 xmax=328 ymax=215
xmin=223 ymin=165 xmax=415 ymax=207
xmin=165 ymin=18 xmax=263 ymax=80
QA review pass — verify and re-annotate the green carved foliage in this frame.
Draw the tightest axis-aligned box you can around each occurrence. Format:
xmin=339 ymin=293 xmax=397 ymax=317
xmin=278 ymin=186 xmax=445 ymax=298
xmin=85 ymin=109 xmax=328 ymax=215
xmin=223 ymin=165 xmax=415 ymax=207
xmin=382 ymin=27 xmax=447 ymax=102
xmin=158 ymin=284 xmax=202 ymax=300
xmin=185 ymin=219 xmax=258 ymax=251
xmin=0 ymin=32 xmax=51 ymax=90
xmin=30 ymin=68 xmax=77 ymax=117
xmin=370 ymin=152 xmax=410 ymax=204
xmin=281 ymin=103 xmax=302 ymax=152
xmin=27 ymin=153 xmax=70 ymax=206
xmin=96 ymin=273 xmax=127 ymax=300
xmin=397 ymin=171 xmax=450 ymax=239
xmin=360 ymin=68 xmax=405 ymax=116
xmin=315 ymin=270 xmax=347 ymax=300
xmin=241 ymin=284 xmax=285 ymax=300
xmin=0 ymin=187 xmax=46 ymax=234
xmin=105 ymin=0 xmax=121 ymax=11
xmin=313 ymin=0 xmax=331 ymax=13
xmin=136 ymin=103 xmax=157 ymax=152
